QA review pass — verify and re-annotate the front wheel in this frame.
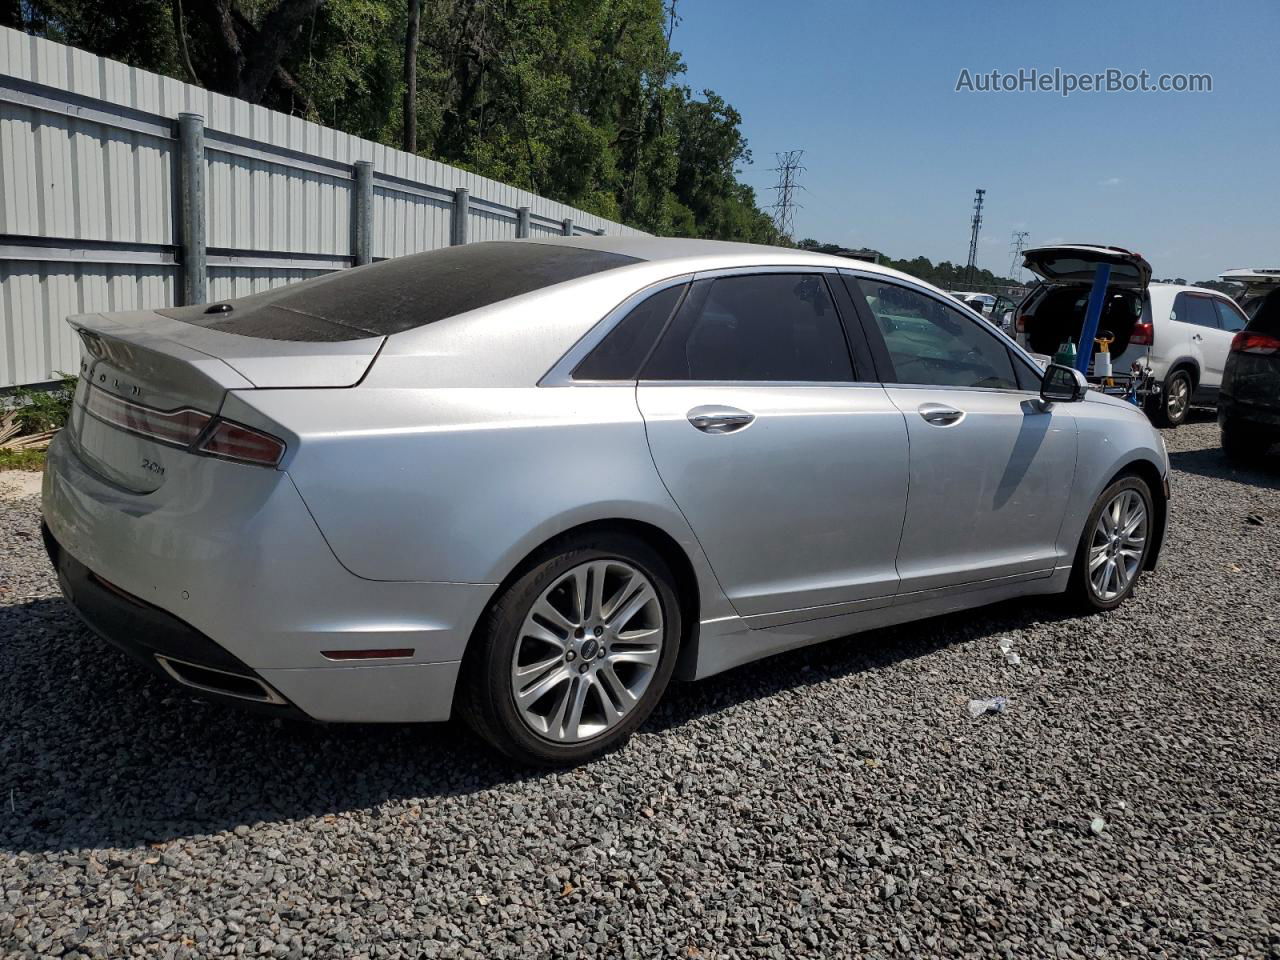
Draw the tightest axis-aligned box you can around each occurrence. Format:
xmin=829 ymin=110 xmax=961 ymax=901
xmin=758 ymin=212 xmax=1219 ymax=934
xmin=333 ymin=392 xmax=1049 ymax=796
xmin=458 ymin=532 xmax=682 ymax=766
xmin=1067 ymin=476 xmax=1154 ymax=612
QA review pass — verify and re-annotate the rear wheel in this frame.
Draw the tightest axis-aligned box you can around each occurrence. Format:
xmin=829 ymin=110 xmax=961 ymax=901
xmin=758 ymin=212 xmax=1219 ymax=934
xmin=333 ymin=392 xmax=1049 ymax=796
xmin=1067 ymin=476 xmax=1154 ymax=612
xmin=459 ymin=532 xmax=681 ymax=766
xmin=1221 ymin=416 xmax=1263 ymax=464
xmin=1151 ymin=369 xmax=1192 ymax=427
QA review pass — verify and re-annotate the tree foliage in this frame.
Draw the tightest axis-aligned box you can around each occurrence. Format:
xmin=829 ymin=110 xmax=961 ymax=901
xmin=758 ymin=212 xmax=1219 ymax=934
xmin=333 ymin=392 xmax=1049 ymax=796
xmin=7 ymin=0 xmax=780 ymax=241
xmin=798 ymin=240 xmax=1024 ymax=289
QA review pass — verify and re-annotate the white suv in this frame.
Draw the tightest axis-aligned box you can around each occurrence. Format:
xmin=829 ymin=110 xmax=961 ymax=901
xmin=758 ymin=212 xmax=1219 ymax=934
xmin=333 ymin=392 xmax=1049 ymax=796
xmin=1015 ymin=245 xmax=1249 ymax=426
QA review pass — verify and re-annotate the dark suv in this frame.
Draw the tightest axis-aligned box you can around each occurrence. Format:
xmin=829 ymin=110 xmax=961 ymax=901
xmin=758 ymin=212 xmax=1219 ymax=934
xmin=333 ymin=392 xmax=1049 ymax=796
xmin=1220 ymin=287 xmax=1280 ymax=462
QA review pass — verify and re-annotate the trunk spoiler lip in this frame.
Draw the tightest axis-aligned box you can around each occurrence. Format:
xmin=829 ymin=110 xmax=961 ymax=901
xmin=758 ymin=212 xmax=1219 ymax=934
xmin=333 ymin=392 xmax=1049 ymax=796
xmin=66 ymin=310 xmax=386 ymax=389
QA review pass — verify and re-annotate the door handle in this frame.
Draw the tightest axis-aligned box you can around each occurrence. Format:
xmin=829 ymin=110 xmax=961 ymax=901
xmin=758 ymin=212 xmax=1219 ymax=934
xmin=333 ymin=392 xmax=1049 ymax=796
xmin=918 ymin=403 xmax=965 ymax=427
xmin=687 ymin=406 xmax=755 ymax=434
xmin=1192 ymin=333 xmax=1203 ymax=341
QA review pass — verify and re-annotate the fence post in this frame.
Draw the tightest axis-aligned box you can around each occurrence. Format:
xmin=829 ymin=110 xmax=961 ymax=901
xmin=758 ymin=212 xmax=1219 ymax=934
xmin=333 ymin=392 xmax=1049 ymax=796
xmin=453 ymin=188 xmax=469 ymax=245
xmin=517 ymin=206 xmax=531 ymax=239
xmin=562 ymin=217 xmax=573 ymax=237
xmin=177 ymin=113 xmax=207 ymax=305
xmin=352 ymin=160 xmax=374 ymax=266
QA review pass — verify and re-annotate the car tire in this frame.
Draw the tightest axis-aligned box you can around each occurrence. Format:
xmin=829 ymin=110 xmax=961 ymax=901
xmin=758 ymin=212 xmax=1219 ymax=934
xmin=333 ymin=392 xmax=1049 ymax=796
xmin=1150 ymin=368 xmax=1192 ymax=427
xmin=458 ymin=532 xmax=682 ymax=766
xmin=1067 ymin=475 xmax=1155 ymax=613
xmin=1221 ymin=416 xmax=1262 ymax=465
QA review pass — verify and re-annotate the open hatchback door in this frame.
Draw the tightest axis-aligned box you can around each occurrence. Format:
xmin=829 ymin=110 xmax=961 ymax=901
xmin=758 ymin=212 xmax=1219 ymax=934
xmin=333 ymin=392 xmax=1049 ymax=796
xmin=1021 ymin=244 xmax=1153 ymax=288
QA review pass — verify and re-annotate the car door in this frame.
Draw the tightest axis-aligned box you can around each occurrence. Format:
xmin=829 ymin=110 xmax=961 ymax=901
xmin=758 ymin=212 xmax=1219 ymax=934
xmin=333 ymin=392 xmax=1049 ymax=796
xmin=635 ymin=270 xmax=909 ymax=621
xmin=846 ymin=273 xmax=1078 ymax=596
xmin=1173 ymin=292 xmax=1228 ymax=389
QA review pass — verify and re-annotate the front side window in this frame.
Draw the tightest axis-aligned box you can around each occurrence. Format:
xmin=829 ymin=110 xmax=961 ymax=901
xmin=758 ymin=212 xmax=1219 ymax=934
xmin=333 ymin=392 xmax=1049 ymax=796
xmin=1172 ymin=293 xmax=1219 ymax=329
xmin=1212 ymin=298 xmax=1247 ymax=333
xmin=856 ymin=278 xmax=1017 ymax=390
xmin=642 ymin=274 xmax=853 ymax=382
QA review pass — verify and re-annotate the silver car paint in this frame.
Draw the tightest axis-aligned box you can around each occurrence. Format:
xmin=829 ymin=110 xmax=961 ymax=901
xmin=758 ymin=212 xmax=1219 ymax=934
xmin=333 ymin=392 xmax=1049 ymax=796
xmin=42 ymin=237 xmax=1170 ymax=724
xmin=636 ymin=381 xmax=909 ymax=619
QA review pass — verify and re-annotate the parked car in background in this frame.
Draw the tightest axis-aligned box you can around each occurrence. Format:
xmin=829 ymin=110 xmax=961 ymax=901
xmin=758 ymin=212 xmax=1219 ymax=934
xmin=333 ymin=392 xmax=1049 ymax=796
xmin=1219 ymin=268 xmax=1280 ymax=321
xmin=42 ymin=237 xmax=1170 ymax=765
xmin=1220 ymin=286 xmax=1280 ymax=461
xmin=952 ymin=292 xmax=1017 ymax=332
xmin=1015 ymin=244 xmax=1249 ymax=426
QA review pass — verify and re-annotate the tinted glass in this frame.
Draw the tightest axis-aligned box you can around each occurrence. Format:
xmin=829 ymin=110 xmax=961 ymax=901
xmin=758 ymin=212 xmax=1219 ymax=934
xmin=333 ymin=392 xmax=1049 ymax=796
xmin=158 ymin=243 xmax=641 ymax=342
xmin=1173 ymin=293 xmax=1219 ymax=329
xmin=1248 ymin=288 xmax=1280 ymax=335
xmin=573 ymin=284 xmax=686 ymax=380
xmin=1212 ymin=298 xmax=1247 ymax=333
xmin=643 ymin=274 xmax=853 ymax=382
xmin=856 ymin=278 xmax=1017 ymax=389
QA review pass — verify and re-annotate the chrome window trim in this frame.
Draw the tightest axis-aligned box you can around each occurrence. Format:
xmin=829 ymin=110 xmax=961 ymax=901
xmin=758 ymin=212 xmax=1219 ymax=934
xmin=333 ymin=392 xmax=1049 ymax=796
xmin=541 ymin=264 xmax=852 ymax=388
xmin=838 ymin=267 xmax=1045 ymax=395
xmin=539 ymin=274 xmax=694 ymax=387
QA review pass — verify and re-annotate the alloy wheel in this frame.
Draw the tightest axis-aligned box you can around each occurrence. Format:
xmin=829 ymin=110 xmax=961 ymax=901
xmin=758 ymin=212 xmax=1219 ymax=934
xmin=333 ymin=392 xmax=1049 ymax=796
xmin=1088 ymin=489 xmax=1148 ymax=602
xmin=1166 ymin=375 xmax=1189 ymax=422
xmin=510 ymin=559 xmax=664 ymax=743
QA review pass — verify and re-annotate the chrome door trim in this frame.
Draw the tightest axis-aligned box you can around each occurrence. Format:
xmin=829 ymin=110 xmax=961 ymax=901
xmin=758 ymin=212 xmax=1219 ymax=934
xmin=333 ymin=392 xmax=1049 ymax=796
xmin=539 ymin=274 xmax=694 ymax=387
xmin=540 ymin=265 xmax=853 ymax=388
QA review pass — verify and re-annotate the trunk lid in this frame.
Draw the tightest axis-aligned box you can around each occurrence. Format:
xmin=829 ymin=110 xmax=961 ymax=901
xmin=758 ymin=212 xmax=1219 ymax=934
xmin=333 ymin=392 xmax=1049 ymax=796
xmin=66 ymin=309 xmax=383 ymax=493
xmin=1021 ymin=245 xmax=1153 ymax=289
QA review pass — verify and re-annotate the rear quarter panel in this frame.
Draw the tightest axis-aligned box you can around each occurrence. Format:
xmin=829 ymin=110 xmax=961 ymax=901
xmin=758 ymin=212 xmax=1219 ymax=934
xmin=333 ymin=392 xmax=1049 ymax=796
xmin=228 ymin=384 xmax=735 ymax=621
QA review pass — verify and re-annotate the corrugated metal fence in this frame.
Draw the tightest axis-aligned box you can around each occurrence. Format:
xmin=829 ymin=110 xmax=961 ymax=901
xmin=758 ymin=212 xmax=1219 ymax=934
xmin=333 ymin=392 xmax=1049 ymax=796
xmin=0 ymin=27 xmax=646 ymax=388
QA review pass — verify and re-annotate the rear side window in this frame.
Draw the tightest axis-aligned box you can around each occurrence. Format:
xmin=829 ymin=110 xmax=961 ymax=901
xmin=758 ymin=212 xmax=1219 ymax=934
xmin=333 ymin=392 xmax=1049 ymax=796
xmin=1212 ymin=298 xmax=1247 ymax=333
xmin=158 ymin=243 xmax=641 ymax=342
xmin=1172 ymin=293 xmax=1219 ymax=329
xmin=572 ymin=284 xmax=686 ymax=381
xmin=855 ymin=278 xmax=1017 ymax=390
xmin=642 ymin=274 xmax=853 ymax=382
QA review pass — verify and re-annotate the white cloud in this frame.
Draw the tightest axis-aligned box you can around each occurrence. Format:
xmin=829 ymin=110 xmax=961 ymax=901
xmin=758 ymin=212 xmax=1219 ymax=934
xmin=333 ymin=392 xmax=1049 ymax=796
xmin=1099 ymin=176 xmax=1122 ymax=187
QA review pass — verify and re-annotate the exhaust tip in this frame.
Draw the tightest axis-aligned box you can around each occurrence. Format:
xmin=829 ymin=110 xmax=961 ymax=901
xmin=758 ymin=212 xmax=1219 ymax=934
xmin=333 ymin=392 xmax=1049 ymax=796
xmin=155 ymin=655 xmax=286 ymax=705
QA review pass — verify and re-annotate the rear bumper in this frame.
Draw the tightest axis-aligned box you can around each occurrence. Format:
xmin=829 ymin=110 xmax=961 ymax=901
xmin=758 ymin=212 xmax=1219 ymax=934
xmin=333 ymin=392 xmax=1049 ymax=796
xmin=40 ymin=432 xmax=495 ymax=722
xmin=1219 ymin=394 xmax=1280 ymax=432
xmin=44 ymin=523 xmax=310 ymax=719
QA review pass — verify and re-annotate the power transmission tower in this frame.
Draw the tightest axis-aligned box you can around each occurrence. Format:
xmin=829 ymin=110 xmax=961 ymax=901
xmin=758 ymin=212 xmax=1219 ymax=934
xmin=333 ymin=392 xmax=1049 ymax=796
xmin=965 ymin=188 xmax=985 ymax=284
xmin=1009 ymin=230 xmax=1030 ymax=281
xmin=770 ymin=150 xmax=805 ymax=240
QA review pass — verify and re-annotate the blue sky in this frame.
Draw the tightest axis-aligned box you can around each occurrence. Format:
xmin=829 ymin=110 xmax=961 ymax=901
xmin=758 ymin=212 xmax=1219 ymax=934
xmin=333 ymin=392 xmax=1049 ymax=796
xmin=673 ymin=0 xmax=1278 ymax=281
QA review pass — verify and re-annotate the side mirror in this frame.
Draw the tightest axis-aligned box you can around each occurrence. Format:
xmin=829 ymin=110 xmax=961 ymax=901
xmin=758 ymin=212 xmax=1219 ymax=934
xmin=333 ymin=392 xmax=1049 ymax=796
xmin=1040 ymin=363 xmax=1089 ymax=403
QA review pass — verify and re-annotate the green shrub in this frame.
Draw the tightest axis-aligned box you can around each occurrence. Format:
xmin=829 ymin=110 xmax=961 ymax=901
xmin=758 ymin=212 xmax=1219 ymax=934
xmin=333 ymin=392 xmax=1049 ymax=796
xmin=9 ymin=373 xmax=77 ymax=434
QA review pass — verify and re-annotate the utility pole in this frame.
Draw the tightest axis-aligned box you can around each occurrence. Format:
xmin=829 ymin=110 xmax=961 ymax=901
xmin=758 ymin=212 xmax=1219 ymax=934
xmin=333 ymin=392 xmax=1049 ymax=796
xmin=1009 ymin=230 xmax=1030 ymax=281
xmin=770 ymin=150 xmax=805 ymax=241
xmin=965 ymin=188 xmax=985 ymax=284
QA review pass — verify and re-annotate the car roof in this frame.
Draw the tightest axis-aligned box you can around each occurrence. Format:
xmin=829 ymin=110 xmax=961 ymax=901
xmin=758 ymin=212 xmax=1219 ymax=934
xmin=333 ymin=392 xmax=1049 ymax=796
xmin=525 ymin=235 xmax=923 ymax=283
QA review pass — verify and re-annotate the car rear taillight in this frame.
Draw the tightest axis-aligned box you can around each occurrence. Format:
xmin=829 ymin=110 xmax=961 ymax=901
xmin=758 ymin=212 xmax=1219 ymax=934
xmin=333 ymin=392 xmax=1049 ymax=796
xmin=1129 ymin=322 xmax=1154 ymax=346
xmin=83 ymin=383 xmax=285 ymax=467
xmin=1231 ymin=331 xmax=1280 ymax=355
xmin=196 ymin=420 xmax=287 ymax=467
xmin=85 ymin=386 xmax=212 ymax=447
xmin=1015 ymin=313 xmax=1027 ymax=333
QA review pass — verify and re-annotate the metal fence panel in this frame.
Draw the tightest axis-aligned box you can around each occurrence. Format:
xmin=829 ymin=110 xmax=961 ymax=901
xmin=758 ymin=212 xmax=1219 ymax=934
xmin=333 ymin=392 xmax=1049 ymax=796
xmin=0 ymin=26 xmax=646 ymax=387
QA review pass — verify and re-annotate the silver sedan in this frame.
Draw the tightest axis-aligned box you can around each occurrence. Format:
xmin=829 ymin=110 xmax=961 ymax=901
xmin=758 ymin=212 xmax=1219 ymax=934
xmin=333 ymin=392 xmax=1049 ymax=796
xmin=42 ymin=238 xmax=1169 ymax=765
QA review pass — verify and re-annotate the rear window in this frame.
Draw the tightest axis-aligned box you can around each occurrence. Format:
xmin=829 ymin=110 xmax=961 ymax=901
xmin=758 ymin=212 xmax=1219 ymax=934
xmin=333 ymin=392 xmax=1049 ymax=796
xmin=1248 ymin=288 xmax=1280 ymax=335
xmin=159 ymin=242 xmax=641 ymax=342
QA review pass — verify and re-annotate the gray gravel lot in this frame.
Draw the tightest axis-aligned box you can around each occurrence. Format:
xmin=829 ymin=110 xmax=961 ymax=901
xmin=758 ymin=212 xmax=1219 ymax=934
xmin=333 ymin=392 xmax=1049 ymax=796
xmin=2 ymin=416 xmax=1278 ymax=959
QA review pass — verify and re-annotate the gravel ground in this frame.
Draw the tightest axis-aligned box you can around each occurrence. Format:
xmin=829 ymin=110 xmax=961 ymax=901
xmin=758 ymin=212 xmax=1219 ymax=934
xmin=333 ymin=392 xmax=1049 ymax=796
xmin=2 ymin=415 xmax=1278 ymax=959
